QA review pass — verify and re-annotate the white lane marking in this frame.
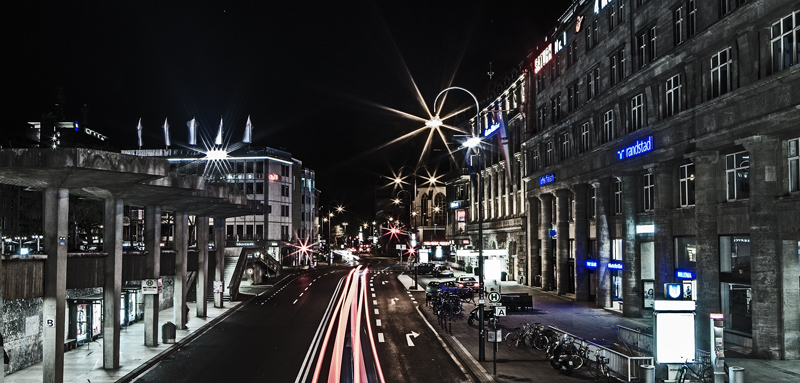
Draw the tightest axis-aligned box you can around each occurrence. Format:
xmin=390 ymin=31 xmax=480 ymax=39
xmin=378 ymin=333 xmax=385 ymax=342
xmin=371 ymin=288 xmax=374 ymax=292
xmin=293 ymin=299 xmax=298 ymax=304
xmin=372 ymin=293 xmax=376 ymax=298
xmin=299 ymin=293 xmax=304 ymax=297
xmin=376 ymin=319 xmax=382 ymax=327
xmin=373 ymin=300 xmax=378 ymax=305
xmin=374 ymin=309 xmax=379 ymax=315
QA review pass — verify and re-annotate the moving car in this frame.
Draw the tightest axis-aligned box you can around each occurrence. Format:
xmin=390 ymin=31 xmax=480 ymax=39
xmin=431 ymin=265 xmax=454 ymax=278
xmin=456 ymin=275 xmax=482 ymax=291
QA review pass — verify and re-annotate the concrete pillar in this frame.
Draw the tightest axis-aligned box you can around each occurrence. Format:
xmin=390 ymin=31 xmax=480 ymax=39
xmin=571 ymin=183 xmax=590 ymax=301
xmin=103 ymin=198 xmax=123 ymax=369
xmin=174 ymin=211 xmax=189 ymax=329
xmin=620 ymin=174 xmax=642 ymax=317
xmin=555 ymin=189 xmax=571 ymax=295
xmin=526 ymin=195 xmax=541 ymax=287
xmin=739 ymin=136 xmax=787 ymax=359
xmin=213 ymin=217 xmax=225 ymax=308
xmin=593 ymin=178 xmax=613 ymax=308
xmin=196 ymin=216 xmax=209 ymax=317
xmin=143 ymin=206 xmax=161 ymax=347
xmin=42 ymin=188 xmax=68 ymax=383
xmin=780 ymin=240 xmax=800 ymax=359
xmin=539 ymin=193 xmax=554 ymax=291
xmin=652 ymin=163 xmax=675 ymax=299
xmin=688 ymin=151 xmax=721 ymax=351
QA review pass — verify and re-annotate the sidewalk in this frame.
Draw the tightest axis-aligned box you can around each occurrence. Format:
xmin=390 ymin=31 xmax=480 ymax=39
xmin=4 ymin=284 xmax=272 ymax=383
xmin=406 ymin=269 xmax=800 ymax=383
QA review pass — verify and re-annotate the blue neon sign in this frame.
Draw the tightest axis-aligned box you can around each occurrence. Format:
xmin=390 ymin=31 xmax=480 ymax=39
xmin=608 ymin=262 xmax=623 ymax=270
xmin=586 ymin=260 xmax=598 ymax=268
xmin=676 ymin=270 xmax=695 ymax=279
xmin=484 ymin=122 xmax=500 ymax=137
xmin=616 ymin=136 xmax=653 ymax=160
xmin=665 ymin=283 xmax=683 ymax=299
xmin=539 ymin=173 xmax=556 ymax=186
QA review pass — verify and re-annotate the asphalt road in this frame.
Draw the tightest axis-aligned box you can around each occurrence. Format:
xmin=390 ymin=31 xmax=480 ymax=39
xmin=133 ymin=254 xmax=467 ymax=383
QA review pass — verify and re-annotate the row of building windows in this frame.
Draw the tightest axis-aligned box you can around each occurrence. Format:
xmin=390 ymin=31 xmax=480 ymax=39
xmin=529 ymin=138 xmax=797 ymax=223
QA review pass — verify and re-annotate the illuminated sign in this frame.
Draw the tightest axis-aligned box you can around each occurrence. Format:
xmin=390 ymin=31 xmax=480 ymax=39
xmin=554 ymin=32 xmax=568 ymax=54
xmin=636 ymin=224 xmax=655 ymax=234
xmin=549 ymin=229 xmax=557 ymax=238
xmin=575 ymin=16 xmax=584 ymax=32
xmin=539 ymin=173 xmax=556 ymax=186
xmin=268 ymin=173 xmax=280 ymax=181
xmin=608 ymin=262 xmax=623 ymax=270
xmin=423 ymin=241 xmax=450 ymax=247
xmin=460 ymin=239 xmax=470 ymax=245
xmin=665 ymin=283 xmax=683 ymax=299
xmin=534 ymin=44 xmax=553 ymax=73
xmin=450 ymin=201 xmax=461 ymax=208
xmin=586 ymin=260 xmax=598 ymax=268
xmin=455 ymin=209 xmax=466 ymax=222
xmin=616 ymin=136 xmax=653 ymax=160
xmin=235 ymin=242 xmax=255 ymax=247
xmin=483 ymin=111 xmax=507 ymax=138
xmin=733 ymin=237 xmax=750 ymax=243
xmin=594 ymin=0 xmax=615 ymax=14
xmin=676 ymin=270 xmax=695 ymax=279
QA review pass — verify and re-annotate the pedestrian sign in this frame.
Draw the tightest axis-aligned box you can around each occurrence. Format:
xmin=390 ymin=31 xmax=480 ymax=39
xmin=488 ymin=291 xmax=501 ymax=303
xmin=495 ymin=306 xmax=507 ymax=317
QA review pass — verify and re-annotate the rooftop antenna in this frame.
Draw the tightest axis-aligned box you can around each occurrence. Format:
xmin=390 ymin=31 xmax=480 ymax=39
xmin=487 ymin=62 xmax=495 ymax=80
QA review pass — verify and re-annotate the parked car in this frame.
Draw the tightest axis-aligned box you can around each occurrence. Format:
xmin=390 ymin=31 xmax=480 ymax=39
xmin=456 ymin=275 xmax=483 ymax=291
xmin=425 ymin=281 xmax=441 ymax=298
xmin=411 ymin=262 xmax=436 ymax=274
xmin=431 ymin=265 xmax=454 ymax=278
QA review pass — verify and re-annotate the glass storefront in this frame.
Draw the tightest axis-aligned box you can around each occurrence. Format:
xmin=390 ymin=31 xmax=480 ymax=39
xmin=612 ymin=239 xmax=623 ymax=302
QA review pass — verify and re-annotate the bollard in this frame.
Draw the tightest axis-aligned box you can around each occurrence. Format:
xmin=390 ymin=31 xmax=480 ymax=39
xmin=729 ymin=366 xmax=745 ymax=383
xmin=639 ymin=365 xmax=655 ymax=383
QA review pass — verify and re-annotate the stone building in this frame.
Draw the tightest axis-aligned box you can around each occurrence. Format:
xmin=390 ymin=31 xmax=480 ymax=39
xmin=521 ymin=0 xmax=798 ymax=359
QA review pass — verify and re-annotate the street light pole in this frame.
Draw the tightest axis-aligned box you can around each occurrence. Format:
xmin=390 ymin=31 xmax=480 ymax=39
xmin=431 ymin=86 xmax=486 ymax=362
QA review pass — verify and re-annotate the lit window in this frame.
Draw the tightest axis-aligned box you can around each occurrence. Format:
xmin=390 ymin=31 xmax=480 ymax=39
xmin=614 ymin=179 xmax=623 ymax=215
xmin=726 ymin=151 xmax=750 ymax=201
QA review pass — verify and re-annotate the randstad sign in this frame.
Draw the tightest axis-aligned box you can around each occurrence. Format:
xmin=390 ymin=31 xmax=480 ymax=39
xmin=616 ymin=136 xmax=653 ymax=160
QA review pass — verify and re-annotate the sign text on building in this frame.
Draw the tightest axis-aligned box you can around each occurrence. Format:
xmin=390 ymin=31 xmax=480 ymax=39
xmin=539 ymin=173 xmax=556 ymax=186
xmin=534 ymin=44 xmax=553 ymax=73
xmin=616 ymin=136 xmax=653 ymax=160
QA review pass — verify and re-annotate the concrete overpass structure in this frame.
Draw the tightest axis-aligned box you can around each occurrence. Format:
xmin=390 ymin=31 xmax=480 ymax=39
xmin=0 ymin=148 xmax=263 ymax=383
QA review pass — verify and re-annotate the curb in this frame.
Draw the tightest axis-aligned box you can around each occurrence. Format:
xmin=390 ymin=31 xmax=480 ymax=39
xmin=417 ymin=301 xmax=495 ymax=383
xmin=117 ymin=294 xmax=256 ymax=383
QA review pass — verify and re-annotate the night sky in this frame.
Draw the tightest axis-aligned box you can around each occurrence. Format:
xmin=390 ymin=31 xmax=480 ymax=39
xmin=8 ymin=1 xmax=569 ymax=219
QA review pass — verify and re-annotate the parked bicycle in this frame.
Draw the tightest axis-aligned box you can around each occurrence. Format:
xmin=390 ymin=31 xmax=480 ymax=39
xmin=531 ymin=326 xmax=558 ymax=350
xmin=588 ymin=349 xmax=613 ymax=382
xmin=505 ymin=322 xmax=534 ymax=348
xmin=676 ymin=356 xmax=713 ymax=383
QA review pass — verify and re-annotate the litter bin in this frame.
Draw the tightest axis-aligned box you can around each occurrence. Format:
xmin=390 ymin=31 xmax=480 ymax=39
xmin=162 ymin=322 xmax=177 ymax=344
xmin=729 ymin=366 xmax=745 ymax=383
xmin=639 ymin=364 xmax=655 ymax=383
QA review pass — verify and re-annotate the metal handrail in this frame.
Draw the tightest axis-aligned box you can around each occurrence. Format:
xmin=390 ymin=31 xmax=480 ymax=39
xmin=548 ymin=326 xmax=654 ymax=382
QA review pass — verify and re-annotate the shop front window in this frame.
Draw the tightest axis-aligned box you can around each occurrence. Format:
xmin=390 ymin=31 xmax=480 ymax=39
xmin=720 ymin=235 xmax=751 ymax=279
xmin=674 ymin=236 xmax=697 ymax=270
xmin=721 ymin=282 xmax=752 ymax=334
xmin=612 ymin=239 xmax=623 ymax=301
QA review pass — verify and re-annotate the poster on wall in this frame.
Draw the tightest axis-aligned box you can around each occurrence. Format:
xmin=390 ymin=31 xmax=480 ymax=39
xmin=643 ymin=281 xmax=655 ymax=308
xmin=92 ymin=303 xmax=102 ymax=336
xmin=76 ymin=304 xmax=88 ymax=341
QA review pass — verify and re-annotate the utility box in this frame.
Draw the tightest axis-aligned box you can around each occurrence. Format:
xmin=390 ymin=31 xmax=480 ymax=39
xmin=162 ymin=322 xmax=177 ymax=344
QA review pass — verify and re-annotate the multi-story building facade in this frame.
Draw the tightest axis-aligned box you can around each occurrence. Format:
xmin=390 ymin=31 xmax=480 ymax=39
xmin=125 ymin=147 xmax=318 ymax=266
xmin=446 ymin=0 xmax=797 ymax=360
xmin=517 ymin=0 xmax=798 ymax=359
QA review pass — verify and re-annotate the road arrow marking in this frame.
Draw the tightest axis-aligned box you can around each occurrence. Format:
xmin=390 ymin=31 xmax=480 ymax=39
xmin=391 ymin=298 xmax=399 ymax=304
xmin=406 ymin=331 xmax=419 ymax=346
